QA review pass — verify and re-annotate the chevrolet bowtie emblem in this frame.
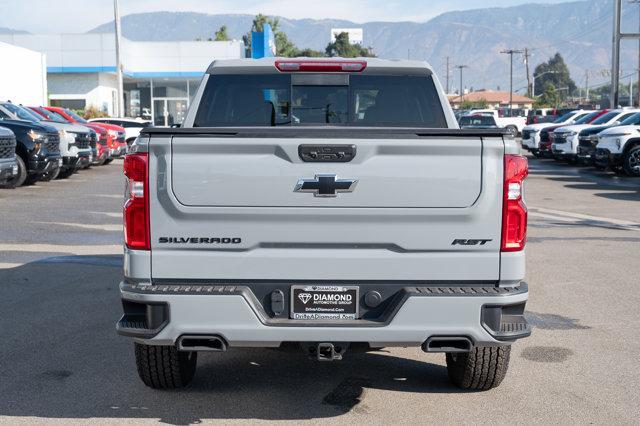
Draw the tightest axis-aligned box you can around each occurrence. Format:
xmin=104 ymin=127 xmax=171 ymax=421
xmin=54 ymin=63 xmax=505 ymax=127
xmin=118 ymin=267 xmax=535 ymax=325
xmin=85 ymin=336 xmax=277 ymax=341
xmin=294 ymin=174 xmax=358 ymax=197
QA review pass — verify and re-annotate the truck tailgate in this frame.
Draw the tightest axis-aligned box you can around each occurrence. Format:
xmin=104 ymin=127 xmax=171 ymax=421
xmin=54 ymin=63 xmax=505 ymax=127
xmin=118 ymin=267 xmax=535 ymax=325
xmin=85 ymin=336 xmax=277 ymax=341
xmin=171 ymin=137 xmax=481 ymax=208
xmin=149 ymin=131 xmax=505 ymax=281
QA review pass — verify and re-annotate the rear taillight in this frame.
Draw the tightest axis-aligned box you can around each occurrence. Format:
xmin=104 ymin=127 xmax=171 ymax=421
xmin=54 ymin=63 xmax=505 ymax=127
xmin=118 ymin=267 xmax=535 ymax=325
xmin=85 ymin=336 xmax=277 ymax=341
xmin=501 ymin=155 xmax=528 ymax=252
xmin=275 ymin=60 xmax=367 ymax=73
xmin=123 ymin=152 xmax=149 ymax=250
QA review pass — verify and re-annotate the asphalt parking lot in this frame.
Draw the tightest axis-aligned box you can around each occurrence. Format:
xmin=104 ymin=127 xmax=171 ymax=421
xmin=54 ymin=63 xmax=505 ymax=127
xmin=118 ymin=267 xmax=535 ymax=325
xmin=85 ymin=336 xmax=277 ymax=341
xmin=0 ymin=155 xmax=639 ymax=425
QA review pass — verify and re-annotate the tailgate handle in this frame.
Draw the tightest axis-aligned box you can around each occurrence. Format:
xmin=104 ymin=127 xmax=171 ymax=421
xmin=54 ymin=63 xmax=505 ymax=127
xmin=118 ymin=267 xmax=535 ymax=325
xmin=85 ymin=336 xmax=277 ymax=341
xmin=298 ymin=144 xmax=356 ymax=162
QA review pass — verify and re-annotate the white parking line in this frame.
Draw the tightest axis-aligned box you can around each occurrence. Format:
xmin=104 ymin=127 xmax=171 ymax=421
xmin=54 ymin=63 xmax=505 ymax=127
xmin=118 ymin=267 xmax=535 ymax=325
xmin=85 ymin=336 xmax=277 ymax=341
xmin=0 ymin=243 xmax=122 ymax=255
xmin=35 ymin=221 xmax=122 ymax=232
xmin=529 ymin=206 xmax=640 ymax=231
xmin=89 ymin=212 xmax=121 ymax=218
xmin=530 ymin=207 xmax=640 ymax=227
xmin=0 ymin=263 xmax=23 ymax=269
xmin=529 ymin=212 xmax=576 ymax=222
xmin=92 ymin=194 xmax=122 ymax=198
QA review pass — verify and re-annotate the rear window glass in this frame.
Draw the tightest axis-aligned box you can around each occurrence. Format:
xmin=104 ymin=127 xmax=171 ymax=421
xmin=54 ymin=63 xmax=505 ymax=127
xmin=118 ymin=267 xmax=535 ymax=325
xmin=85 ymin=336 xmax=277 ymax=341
xmin=459 ymin=115 xmax=495 ymax=126
xmin=193 ymin=74 xmax=447 ymax=128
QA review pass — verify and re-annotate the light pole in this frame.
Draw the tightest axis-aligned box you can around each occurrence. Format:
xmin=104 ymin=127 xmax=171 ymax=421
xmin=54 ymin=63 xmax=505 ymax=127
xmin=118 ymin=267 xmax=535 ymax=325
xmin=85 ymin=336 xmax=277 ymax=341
xmin=455 ymin=65 xmax=468 ymax=102
xmin=114 ymin=0 xmax=124 ymax=117
xmin=631 ymin=0 xmax=640 ymax=106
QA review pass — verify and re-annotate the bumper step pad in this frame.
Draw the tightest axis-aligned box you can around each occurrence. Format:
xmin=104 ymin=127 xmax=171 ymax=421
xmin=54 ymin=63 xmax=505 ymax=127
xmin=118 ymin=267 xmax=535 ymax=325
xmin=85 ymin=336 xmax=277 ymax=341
xmin=481 ymin=303 xmax=531 ymax=341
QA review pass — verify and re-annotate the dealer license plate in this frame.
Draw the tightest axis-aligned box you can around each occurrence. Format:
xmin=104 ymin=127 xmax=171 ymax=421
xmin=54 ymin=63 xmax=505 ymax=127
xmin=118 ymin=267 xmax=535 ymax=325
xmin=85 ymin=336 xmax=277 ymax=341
xmin=291 ymin=285 xmax=358 ymax=320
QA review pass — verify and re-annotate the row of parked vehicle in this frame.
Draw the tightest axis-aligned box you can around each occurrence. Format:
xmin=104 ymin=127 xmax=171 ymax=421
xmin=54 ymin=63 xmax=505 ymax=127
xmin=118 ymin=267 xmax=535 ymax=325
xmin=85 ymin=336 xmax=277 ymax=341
xmin=0 ymin=101 xmax=151 ymax=188
xmin=456 ymin=107 xmax=585 ymax=137
xmin=520 ymin=107 xmax=640 ymax=176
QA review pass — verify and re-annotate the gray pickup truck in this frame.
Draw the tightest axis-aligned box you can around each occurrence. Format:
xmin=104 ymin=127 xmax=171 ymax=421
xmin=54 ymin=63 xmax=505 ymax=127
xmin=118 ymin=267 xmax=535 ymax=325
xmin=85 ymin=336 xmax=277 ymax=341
xmin=117 ymin=58 xmax=530 ymax=391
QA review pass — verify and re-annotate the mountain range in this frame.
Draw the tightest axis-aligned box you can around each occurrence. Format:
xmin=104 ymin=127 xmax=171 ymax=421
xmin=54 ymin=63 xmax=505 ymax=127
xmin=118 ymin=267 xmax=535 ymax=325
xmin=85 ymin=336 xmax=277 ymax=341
xmin=21 ymin=0 xmax=640 ymax=92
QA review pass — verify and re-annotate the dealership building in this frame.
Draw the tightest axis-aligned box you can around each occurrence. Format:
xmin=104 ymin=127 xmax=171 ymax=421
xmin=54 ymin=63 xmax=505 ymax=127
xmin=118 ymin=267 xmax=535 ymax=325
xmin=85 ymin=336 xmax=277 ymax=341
xmin=0 ymin=33 xmax=244 ymax=125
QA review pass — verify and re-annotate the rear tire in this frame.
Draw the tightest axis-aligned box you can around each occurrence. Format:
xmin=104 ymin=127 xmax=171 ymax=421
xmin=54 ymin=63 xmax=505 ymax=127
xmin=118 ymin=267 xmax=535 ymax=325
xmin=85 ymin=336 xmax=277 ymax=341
xmin=446 ymin=345 xmax=511 ymax=391
xmin=134 ymin=343 xmax=197 ymax=389
xmin=622 ymin=145 xmax=640 ymax=177
xmin=505 ymin=126 xmax=518 ymax=137
xmin=103 ymin=158 xmax=113 ymax=165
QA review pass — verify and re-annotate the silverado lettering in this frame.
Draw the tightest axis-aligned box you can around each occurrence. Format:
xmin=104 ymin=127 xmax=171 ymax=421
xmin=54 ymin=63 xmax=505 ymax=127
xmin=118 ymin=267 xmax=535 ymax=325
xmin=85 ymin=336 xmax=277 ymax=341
xmin=158 ymin=237 xmax=241 ymax=244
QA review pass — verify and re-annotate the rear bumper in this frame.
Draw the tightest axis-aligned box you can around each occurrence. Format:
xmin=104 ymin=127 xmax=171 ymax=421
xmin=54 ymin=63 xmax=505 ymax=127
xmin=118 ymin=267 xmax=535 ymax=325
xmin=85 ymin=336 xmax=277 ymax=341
xmin=117 ymin=282 xmax=530 ymax=347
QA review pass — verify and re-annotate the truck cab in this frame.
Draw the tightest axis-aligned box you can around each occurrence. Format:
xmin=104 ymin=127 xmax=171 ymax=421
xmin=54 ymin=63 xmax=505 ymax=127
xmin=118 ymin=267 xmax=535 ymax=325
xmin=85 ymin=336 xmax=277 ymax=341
xmin=117 ymin=58 xmax=530 ymax=391
xmin=468 ymin=108 xmax=526 ymax=137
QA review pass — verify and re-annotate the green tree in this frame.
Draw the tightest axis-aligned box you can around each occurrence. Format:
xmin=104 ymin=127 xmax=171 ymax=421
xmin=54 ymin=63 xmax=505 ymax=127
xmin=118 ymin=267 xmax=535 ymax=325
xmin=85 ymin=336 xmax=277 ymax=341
xmin=533 ymin=53 xmax=576 ymax=98
xmin=243 ymin=14 xmax=298 ymax=57
xmin=325 ymin=32 xmax=375 ymax=58
xmin=536 ymin=82 xmax=561 ymax=107
xmin=214 ymin=25 xmax=229 ymax=41
xmin=295 ymin=48 xmax=325 ymax=57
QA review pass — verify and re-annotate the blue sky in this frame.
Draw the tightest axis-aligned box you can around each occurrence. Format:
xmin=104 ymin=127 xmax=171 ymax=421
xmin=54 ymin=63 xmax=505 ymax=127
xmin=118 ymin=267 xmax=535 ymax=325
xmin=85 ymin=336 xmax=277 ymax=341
xmin=1 ymin=0 xmax=576 ymax=33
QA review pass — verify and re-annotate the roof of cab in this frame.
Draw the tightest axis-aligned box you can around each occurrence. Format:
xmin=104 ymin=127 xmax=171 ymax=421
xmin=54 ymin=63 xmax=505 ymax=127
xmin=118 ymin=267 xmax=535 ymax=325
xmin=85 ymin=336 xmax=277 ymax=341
xmin=206 ymin=57 xmax=434 ymax=76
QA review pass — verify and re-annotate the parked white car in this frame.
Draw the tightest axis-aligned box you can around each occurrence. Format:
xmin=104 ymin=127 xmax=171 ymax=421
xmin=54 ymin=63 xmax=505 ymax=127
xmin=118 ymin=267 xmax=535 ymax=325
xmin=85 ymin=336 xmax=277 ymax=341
xmin=522 ymin=110 xmax=594 ymax=155
xmin=594 ymin=113 xmax=640 ymax=175
xmin=468 ymin=109 xmax=526 ymax=137
xmin=89 ymin=118 xmax=151 ymax=146
xmin=552 ymin=109 xmax=640 ymax=161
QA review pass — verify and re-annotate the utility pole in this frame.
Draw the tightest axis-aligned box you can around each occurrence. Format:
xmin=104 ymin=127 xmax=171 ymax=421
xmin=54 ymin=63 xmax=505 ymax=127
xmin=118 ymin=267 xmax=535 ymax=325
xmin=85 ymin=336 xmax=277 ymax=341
xmin=635 ymin=0 xmax=640 ymax=107
xmin=501 ymin=49 xmax=524 ymax=117
xmin=524 ymin=48 xmax=532 ymax=98
xmin=611 ymin=0 xmax=622 ymax=108
xmin=455 ymin=65 xmax=468 ymax=101
xmin=445 ymin=56 xmax=450 ymax=94
xmin=114 ymin=0 xmax=124 ymax=117
xmin=611 ymin=0 xmax=640 ymax=108
xmin=585 ymin=70 xmax=590 ymax=103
